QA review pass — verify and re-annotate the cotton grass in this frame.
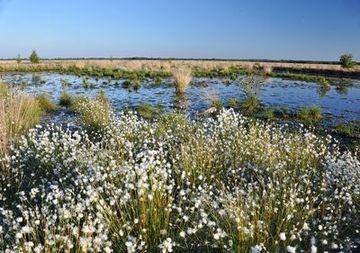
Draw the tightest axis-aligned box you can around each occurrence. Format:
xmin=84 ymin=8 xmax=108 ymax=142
xmin=0 ymin=109 xmax=359 ymax=252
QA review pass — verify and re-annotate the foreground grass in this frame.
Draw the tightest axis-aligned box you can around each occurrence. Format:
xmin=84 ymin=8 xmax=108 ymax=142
xmin=0 ymin=84 xmax=44 ymax=169
xmin=0 ymin=105 xmax=359 ymax=252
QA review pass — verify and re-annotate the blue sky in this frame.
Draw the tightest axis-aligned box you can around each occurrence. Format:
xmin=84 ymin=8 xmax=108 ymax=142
xmin=0 ymin=0 xmax=359 ymax=60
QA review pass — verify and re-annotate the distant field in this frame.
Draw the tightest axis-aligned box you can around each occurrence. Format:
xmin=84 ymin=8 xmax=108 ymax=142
xmin=0 ymin=59 xmax=359 ymax=74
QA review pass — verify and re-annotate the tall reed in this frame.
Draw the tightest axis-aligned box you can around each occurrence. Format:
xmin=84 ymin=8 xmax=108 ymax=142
xmin=0 ymin=85 xmax=43 ymax=170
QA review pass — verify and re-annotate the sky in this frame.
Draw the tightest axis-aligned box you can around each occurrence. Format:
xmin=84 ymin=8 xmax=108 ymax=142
xmin=0 ymin=0 xmax=359 ymax=61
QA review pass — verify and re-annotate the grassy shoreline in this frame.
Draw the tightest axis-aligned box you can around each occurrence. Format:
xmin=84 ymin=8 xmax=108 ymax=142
xmin=1 ymin=59 xmax=359 ymax=79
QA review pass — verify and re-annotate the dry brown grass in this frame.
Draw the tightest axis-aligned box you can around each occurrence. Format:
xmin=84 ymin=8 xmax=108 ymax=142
xmin=0 ymin=85 xmax=43 ymax=170
xmin=1 ymin=59 xmax=359 ymax=73
xmin=262 ymin=64 xmax=273 ymax=75
xmin=172 ymin=67 xmax=192 ymax=94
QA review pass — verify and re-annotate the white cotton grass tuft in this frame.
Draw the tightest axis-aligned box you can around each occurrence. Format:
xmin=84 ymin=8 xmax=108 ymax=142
xmin=0 ymin=109 xmax=359 ymax=252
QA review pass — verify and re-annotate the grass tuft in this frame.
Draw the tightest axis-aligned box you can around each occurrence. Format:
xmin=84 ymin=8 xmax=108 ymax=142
xmin=59 ymin=90 xmax=74 ymax=107
xmin=35 ymin=94 xmax=57 ymax=112
xmin=241 ymin=95 xmax=260 ymax=114
xmin=172 ymin=67 xmax=192 ymax=94
xmin=298 ymin=106 xmax=322 ymax=125
xmin=137 ymin=103 xmax=162 ymax=119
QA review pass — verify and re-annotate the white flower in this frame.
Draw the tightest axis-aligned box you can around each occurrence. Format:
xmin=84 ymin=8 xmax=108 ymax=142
xmin=279 ymin=232 xmax=286 ymax=241
xmin=251 ymin=245 xmax=262 ymax=253
xmin=179 ymin=231 xmax=186 ymax=238
xmin=287 ymin=245 xmax=296 ymax=253
xmin=159 ymin=238 xmax=174 ymax=253
xmin=311 ymin=245 xmax=317 ymax=253
xmin=104 ymin=246 xmax=112 ymax=253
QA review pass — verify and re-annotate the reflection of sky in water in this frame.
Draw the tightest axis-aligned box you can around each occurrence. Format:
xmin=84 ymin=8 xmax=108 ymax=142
xmin=2 ymin=73 xmax=360 ymax=124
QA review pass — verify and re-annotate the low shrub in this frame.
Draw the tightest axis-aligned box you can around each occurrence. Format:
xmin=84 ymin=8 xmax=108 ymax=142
xmin=340 ymin=54 xmax=355 ymax=69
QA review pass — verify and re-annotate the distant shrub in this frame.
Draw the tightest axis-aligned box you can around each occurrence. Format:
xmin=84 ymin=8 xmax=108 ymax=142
xmin=29 ymin=50 xmax=40 ymax=64
xmin=340 ymin=54 xmax=355 ymax=69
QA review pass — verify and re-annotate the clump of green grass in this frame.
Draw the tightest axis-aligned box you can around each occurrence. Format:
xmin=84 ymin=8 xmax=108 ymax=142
xmin=154 ymin=76 xmax=162 ymax=85
xmin=335 ymin=85 xmax=349 ymax=96
xmin=334 ymin=124 xmax=354 ymax=136
xmin=227 ymin=96 xmax=239 ymax=108
xmin=132 ymin=79 xmax=141 ymax=90
xmin=334 ymin=123 xmax=360 ymax=137
xmin=273 ymin=106 xmax=291 ymax=119
xmin=298 ymin=106 xmax=322 ymax=125
xmin=319 ymin=77 xmax=331 ymax=90
xmin=172 ymin=67 xmax=192 ymax=94
xmin=122 ymin=79 xmax=141 ymax=91
xmin=59 ymin=90 xmax=74 ymax=107
xmin=60 ymin=79 xmax=71 ymax=88
xmin=271 ymin=73 xmax=332 ymax=88
xmin=240 ymin=95 xmax=260 ymax=114
xmin=122 ymin=80 xmax=132 ymax=88
xmin=263 ymin=108 xmax=275 ymax=120
xmin=82 ymin=78 xmax=95 ymax=89
xmin=35 ymin=94 xmax=57 ymax=113
xmin=137 ymin=103 xmax=163 ymax=119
